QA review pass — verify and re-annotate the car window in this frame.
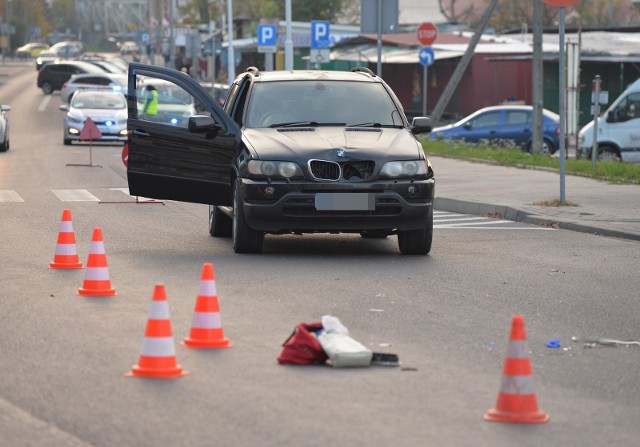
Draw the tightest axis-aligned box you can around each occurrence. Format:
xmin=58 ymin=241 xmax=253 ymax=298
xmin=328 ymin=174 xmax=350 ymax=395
xmin=72 ymin=94 xmax=126 ymax=109
xmin=135 ymin=77 xmax=199 ymax=128
xmin=244 ymin=80 xmax=402 ymax=128
xmin=504 ymin=111 xmax=530 ymax=125
xmin=470 ymin=112 xmax=500 ymax=128
xmin=613 ymin=92 xmax=640 ymax=121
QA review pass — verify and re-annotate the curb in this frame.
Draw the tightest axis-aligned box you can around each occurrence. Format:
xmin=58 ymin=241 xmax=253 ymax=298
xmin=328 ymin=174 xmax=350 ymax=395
xmin=434 ymin=197 xmax=640 ymax=242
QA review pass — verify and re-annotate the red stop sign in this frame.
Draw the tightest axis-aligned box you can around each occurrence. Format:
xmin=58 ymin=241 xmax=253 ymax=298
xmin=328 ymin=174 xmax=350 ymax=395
xmin=122 ymin=143 xmax=128 ymax=167
xmin=417 ymin=22 xmax=438 ymax=46
xmin=543 ymin=0 xmax=580 ymax=6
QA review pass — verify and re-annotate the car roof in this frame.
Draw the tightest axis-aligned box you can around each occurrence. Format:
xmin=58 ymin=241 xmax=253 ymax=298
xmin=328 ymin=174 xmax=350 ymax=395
xmin=248 ymin=69 xmax=382 ymax=84
xmin=68 ymin=72 xmax=127 ymax=82
xmin=48 ymin=60 xmax=105 ymax=71
xmin=72 ymin=89 xmax=125 ymax=99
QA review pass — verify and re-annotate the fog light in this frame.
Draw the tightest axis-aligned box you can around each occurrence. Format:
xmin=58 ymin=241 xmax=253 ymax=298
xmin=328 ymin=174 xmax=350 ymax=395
xmin=407 ymin=185 xmax=417 ymax=195
xmin=264 ymin=186 xmax=275 ymax=197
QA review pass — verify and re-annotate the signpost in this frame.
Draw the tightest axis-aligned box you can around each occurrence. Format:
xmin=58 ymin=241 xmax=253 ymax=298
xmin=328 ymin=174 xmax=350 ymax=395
xmin=417 ymin=23 xmax=437 ymax=116
xmin=66 ymin=118 xmax=102 ymax=168
xmin=310 ymin=20 xmax=330 ymax=67
xmin=257 ymin=24 xmax=277 ymax=71
xmin=542 ymin=0 xmax=581 ymax=204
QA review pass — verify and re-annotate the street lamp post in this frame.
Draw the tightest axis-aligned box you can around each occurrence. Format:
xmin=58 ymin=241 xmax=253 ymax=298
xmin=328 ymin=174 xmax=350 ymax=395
xmin=227 ymin=0 xmax=235 ymax=83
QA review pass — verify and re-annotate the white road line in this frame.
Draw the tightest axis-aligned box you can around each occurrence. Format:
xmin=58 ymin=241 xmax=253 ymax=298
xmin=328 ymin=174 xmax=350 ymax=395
xmin=38 ymin=95 xmax=51 ymax=112
xmin=434 ymin=216 xmax=491 ymax=223
xmin=436 ymin=220 xmax=512 ymax=227
xmin=436 ymin=227 xmax=556 ymax=231
xmin=0 ymin=190 xmax=24 ymax=202
xmin=51 ymin=189 xmax=100 ymax=202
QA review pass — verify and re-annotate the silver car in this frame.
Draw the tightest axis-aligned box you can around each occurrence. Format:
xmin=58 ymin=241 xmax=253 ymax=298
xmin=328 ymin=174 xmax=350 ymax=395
xmin=60 ymin=73 xmax=128 ymax=103
xmin=59 ymin=90 xmax=127 ymax=145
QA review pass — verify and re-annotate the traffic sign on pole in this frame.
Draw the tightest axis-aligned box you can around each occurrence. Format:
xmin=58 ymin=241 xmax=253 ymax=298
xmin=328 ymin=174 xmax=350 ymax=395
xmin=419 ymin=47 xmax=435 ymax=67
xmin=257 ymin=24 xmax=277 ymax=53
xmin=311 ymin=21 xmax=330 ymax=49
xmin=417 ymin=22 xmax=438 ymax=46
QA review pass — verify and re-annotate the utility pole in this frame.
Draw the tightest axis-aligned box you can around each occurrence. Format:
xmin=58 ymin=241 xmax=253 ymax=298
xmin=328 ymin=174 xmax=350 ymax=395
xmin=532 ymin=0 xmax=544 ymax=154
xmin=429 ymin=0 xmax=499 ymax=125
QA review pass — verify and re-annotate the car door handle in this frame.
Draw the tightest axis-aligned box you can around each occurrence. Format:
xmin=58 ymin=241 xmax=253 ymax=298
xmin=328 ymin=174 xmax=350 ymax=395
xmin=133 ymin=129 xmax=150 ymax=138
xmin=489 ymin=130 xmax=496 ymax=135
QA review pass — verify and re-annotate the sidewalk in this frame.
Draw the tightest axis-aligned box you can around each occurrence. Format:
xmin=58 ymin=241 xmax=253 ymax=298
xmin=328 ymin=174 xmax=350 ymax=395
xmin=431 ymin=156 xmax=640 ymax=241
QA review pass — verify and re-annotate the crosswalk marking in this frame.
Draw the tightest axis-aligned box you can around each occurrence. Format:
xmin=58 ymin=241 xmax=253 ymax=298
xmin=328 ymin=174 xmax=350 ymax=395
xmin=51 ymin=189 xmax=100 ymax=202
xmin=0 ymin=190 xmax=24 ymax=202
xmin=434 ymin=211 xmax=555 ymax=231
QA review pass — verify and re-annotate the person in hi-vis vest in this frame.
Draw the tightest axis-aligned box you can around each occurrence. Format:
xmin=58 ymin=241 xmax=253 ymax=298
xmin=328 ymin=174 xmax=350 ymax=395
xmin=142 ymin=85 xmax=158 ymax=117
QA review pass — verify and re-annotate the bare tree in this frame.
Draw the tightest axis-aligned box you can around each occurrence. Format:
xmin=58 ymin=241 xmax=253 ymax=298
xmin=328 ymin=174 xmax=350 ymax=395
xmin=438 ymin=0 xmax=476 ymax=24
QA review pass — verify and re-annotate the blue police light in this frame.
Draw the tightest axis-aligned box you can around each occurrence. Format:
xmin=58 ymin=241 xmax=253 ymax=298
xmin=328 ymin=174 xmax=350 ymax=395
xmin=170 ymin=118 xmax=178 ymax=125
xmin=106 ymin=120 xmax=114 ymax=126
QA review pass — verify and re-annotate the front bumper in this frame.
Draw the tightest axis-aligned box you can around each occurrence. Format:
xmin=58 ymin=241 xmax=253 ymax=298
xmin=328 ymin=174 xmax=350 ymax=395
xmin=239 ymin=178 xmax=435 ymax=233
xmin=64 ymin=123 xmax=128 ymax=142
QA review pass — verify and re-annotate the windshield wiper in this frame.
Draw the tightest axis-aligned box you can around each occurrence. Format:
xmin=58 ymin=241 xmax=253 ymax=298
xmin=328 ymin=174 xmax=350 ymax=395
xmin=269 ymin=121 xmax=346 ymax=128
xmin=347 ymin=122 xmax=403 ymax=128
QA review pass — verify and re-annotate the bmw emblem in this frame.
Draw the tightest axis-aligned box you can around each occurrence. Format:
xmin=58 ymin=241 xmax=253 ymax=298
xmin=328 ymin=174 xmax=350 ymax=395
xmin=336 ymin=149 xmax=345 ymax=158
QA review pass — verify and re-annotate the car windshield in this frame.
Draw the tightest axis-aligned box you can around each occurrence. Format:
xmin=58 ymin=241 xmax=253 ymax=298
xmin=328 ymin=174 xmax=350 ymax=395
xmin=71 ymin=94 xmax=126 ymax=110
xmin=245 ymin=80 xmax=403 ymax=128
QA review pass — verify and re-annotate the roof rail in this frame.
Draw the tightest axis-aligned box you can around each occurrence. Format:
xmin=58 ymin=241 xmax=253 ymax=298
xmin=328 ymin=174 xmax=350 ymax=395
xmin=351 ymin=67 xmax=376 ymax=77
xmin=245 ymin=66 xmax=260 ymax=76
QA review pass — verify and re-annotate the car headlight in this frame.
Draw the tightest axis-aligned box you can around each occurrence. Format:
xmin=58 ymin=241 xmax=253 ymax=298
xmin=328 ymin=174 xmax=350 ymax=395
xmin=380 ymin=160 xmax=429 ymax=178
xmin=247 ymin=160 xmax=303 ymax=179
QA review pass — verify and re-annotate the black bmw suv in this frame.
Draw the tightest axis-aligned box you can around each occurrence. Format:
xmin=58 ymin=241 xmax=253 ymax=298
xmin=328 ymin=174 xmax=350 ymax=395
xmin=126 ymin=63 xmax=434 ymax=254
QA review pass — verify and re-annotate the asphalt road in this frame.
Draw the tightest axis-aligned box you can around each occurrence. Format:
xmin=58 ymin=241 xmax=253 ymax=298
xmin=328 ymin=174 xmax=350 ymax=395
xmin=1 ymin=62 xmax=639 ymax=447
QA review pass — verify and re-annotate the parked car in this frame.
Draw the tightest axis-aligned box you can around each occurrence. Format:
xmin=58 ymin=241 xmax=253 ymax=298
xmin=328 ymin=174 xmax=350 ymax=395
xmin=126 ymin=64 xmax=434 ymax=254
xmin=79 ymin=53 xmax=129 ymax=72
xmin=84 ymin=59 xmax=126 ymax=74
xmin=35 ymin=51 xmax=59 ymax=71
xmin=430 ymin=105 xmax=561 ymax=154
xmin=59 ymin=90 xmax=128 ymax=145
xmin=60 ymin=73 xmax=128 ymax=103
xmin=15 ymin=42 xmax=50 ymax=58
xmin=50 ymin=41 xmax=83 ymax=59
xmin=0 ymin=104 xmax=11 ymax=152
xmin=578 ymin=77 xmax=640 ymax=162
xmin=37 ymin=60 xmax=106 ymax=94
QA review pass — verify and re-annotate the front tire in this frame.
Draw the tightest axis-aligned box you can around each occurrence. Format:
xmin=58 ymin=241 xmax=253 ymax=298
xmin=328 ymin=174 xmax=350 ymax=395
xmin=597 ymin=145 xmax=621 ymax=162
xmin=41 ymin=82 xmax=54 ymax=95
xmin=397 ymin=207 xmax=433 ymax=255
xmin=209 ymin=205 xmax=232 ymax=237
xmin=232 ymin=179 xmax=264 ymax=253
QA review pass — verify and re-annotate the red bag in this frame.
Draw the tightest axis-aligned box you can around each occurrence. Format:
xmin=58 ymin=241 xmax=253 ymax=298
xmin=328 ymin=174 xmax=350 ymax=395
xmin=277 ymin=322 xmax=328 ymax=365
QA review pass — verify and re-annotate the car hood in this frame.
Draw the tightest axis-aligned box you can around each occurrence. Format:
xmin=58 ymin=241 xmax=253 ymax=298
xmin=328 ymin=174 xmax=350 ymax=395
xmin=242 ymin=127 xmax=424 ymax=161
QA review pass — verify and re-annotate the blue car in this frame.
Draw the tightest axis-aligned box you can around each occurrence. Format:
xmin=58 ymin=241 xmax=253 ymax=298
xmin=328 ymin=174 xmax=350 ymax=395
xmin=430 ymin=105 xmax=561 ymax=154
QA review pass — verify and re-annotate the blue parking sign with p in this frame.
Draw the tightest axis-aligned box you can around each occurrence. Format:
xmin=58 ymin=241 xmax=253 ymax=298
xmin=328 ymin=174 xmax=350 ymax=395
xmin=258 ymin=25 xmax=277 ymax=47
xmin=311 ymin=21 xmax=330 ymax=49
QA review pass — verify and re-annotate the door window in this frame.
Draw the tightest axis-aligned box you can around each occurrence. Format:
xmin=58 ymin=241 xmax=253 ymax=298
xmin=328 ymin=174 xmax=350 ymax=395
xmin=470 ymin=112 xmax=500 ymax=128
xmin=613 ymin=93 xmax=640 ymax=121
xmin=136 ymin=76 xmax=199 ymax=128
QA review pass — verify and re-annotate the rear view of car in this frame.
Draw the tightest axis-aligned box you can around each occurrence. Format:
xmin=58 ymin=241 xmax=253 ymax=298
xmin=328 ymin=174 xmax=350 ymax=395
xmin=59 ymin=90 xmax=128 ymax=145
xmin=60 ymin=73 xmax=128 ymax=103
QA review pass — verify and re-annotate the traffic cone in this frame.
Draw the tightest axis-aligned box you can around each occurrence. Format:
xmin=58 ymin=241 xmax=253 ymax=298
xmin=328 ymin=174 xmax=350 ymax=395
xmin=50 ymin=209 xmax=83 ymax=269
xmin=126 ymin=284 xmax=188 ymax=379
xmin=77 ymin=227 xmax=116 ymax=296
xmin=182 ymin=263 xmax=232 ymax=348
xmin=484 ymin=315 xmax=549 ymax=424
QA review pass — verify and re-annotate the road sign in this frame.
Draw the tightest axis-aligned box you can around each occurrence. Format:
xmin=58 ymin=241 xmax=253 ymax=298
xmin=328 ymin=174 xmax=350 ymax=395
xmin=257 ymin=24 xmax=277 ymax=53
xmin=311 ymin=21 xmax=330 ymax=49
xmin=417 ymin=22 xmax=438 ymax=46
xmin=543 ymin=0 xmax=580 ymax=6
xmin=419 ymin=47 xmax=435 ymax=67
xmin=80 ymin=117 xmax=102 ymax=141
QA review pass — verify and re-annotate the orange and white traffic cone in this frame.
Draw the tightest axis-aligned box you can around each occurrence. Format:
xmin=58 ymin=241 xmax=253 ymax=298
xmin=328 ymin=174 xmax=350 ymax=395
xmin=485 ymin=315 xmax=549 ymax=424
xmin=77 ymin=227 xmax=116 ymax=296
xmin=50 ymin=209 xmax=83 ymax=269
xmin=126 ymin=284 xmax=188 ymax=379
xmin=183 ymin=263 xmax=232 ymax=349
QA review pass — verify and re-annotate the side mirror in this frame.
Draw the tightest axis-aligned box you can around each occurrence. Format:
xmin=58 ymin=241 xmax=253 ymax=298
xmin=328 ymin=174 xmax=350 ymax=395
xmin=464 ymin=121 xmax=472 ymax=130
xmin=411 ymin=116 xmax=431 ymax=134
xmin=188 ymin=114 xmax=221 ymax=134
xmin=59 ymin=104 xmax=69 ymax=112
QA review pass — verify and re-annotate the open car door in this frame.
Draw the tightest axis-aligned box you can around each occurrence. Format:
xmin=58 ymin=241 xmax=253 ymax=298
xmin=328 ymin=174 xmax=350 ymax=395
xmin=126 ymin=63 xmax=240 ymax=205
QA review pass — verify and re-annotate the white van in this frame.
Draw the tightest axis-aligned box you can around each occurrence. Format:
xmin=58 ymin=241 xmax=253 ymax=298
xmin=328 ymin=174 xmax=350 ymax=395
xmin=578 ymin=77 xmax=640 ymax=162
